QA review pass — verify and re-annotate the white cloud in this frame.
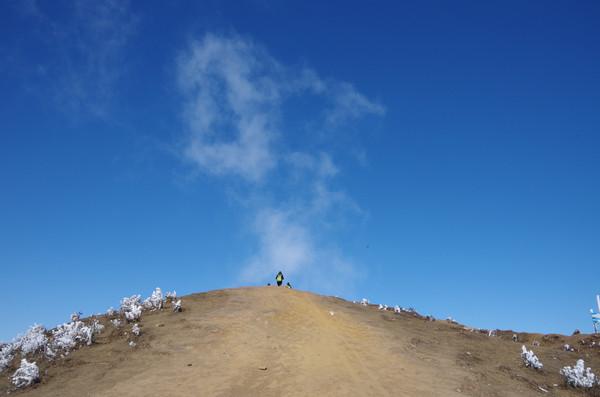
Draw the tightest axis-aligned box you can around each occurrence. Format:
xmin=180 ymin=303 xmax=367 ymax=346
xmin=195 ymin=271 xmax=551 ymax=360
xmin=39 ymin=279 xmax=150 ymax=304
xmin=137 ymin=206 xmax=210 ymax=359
xmin=177 ymin=33 xmax=383 ymax=293
xmin=177 ymin=33 xmax=384 ymax=182
xmin=178 ymin=34 xmax=282 ymax=181
xmin=325 ymin=82 xmax=386 ymax=126
xmin=286 ymin=152 xmax=339 ymax=179
xmin=241 ymin=209 xmax=314 ymax=281
xmin=240 ymin=207 xmax=360 ymax=294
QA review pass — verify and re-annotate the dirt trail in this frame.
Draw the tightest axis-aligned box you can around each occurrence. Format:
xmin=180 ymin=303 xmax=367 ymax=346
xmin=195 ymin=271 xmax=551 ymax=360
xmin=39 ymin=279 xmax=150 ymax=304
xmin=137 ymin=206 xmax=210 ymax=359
xmin=3 ymin=287 xmax=600 ymax=396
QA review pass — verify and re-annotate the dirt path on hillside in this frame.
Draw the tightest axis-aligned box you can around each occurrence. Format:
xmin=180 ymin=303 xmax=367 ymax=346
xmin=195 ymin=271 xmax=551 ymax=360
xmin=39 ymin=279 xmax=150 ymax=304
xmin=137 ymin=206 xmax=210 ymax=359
xmin=5 ymin=287 xmax=599 ymax=396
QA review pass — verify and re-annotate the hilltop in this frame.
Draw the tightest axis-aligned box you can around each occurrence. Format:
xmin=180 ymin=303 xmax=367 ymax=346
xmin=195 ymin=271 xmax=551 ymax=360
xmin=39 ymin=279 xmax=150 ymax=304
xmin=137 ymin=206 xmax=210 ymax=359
xmin=1 ymin=287 xmax=599 ymax=396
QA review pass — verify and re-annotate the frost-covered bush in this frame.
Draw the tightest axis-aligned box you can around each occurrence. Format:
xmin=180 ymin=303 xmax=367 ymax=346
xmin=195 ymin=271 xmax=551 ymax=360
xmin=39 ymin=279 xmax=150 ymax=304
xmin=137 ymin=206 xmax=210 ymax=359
xmin=166 ymin=291 xmax=177 ymax=299
xmin=89 ymin=320 xmax=105 ymax=341
xmin=378 ymin=304 xmax=388 ymax=310
xmin=106 ymin=307 xmax=117 ymax=316
xmin=143 ymin=288 xmax=163 ymax=311
xmin=120 ymin=295 xmax=143 ymax=322
xmin=11 ymin=359 xmax=39 ymax=388
xmin=111 ymin=319 xmax=122 ymax=328
xmin=51 ymin=319 xmax=104 ymax=352
xmin=393 ymin=305 xmax=401 ymax=313
xmin=563 ymin=344 xmax=575 ymax=352
xmin=560 ymin=359 xmax=597 ymax=388
xmin=521 ymin=345 xmax=543 ymax=369
xmin=71 ymin=312 xmax=81 ymax=322
xmin=131 ymin=324 xmax=141 ymax=337
xmin=14 ymin=325 xmax=48 ymax=356
xmin=172 ymin=299 xmax=182 ymax=312
xmin=360 ymin=298 xmax=369 ymax=306
xmin=0 ymin=343 xmax=16 ymax=373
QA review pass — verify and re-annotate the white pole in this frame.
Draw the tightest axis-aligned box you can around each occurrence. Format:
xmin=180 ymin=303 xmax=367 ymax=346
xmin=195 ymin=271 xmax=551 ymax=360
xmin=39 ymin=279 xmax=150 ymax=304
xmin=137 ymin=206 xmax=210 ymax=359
xmin=597 ymin=294 xmax=600 ymax=312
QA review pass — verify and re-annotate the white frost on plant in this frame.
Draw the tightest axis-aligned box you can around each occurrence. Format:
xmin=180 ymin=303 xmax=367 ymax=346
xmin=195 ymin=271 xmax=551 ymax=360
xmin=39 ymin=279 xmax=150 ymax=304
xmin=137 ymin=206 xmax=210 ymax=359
xmin=0 ymin=343 xmax=16 ymax=373
xmin=106 ymin=307 xmax=117 ymax=316
xmin=143 ymin=288 xmax=164 ymax=311
xmin=89 ymin=320 xmax=105 ymax=343
xmin=166 ymin=291 xmax=177 ymax=299
xmin=172 ymin=299 xmax=182 ymax=312
xmin=563 ymin=344 xmax=574 ymax=352
xmin=51 ymin=319 xmax=103 ymax=351
xmin=14 ymin=325 xmax=48 ymax=355
xmin=129 ymin=341 xmax=136 ymax=347
xmin=560 ymin=359 xmax=597 ymax=388
xmin=521 ymin=345 xmax=543 ymax=369
xmin=71 ymin=312 xmax=81 ymax=322
xmin=393 ymin=305 xmax=401 ymax=313
xmin=131 ymin=324 xmax=141 ymax=336
xmin=11 ymin=359 xmax=39 ymax=388
xmin=120 ymin=295 xmax=143 ymax=322
xmin=111 ymin=319 xmax=122 ymax=328
xmin=378 ymin=304 xmax=388 ymax=310
xmin=360 ymin=298 xmax=369 ymax=306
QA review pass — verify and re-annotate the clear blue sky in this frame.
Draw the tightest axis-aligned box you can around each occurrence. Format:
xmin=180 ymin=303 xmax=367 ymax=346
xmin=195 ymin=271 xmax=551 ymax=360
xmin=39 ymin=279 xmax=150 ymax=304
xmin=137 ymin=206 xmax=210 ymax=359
xmin=1 ymin=0 xmax=599 ymax=341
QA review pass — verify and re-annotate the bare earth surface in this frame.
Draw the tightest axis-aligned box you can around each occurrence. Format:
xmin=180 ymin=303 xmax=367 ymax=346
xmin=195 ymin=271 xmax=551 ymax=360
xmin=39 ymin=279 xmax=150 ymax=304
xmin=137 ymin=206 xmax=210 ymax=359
xmin=2 ymin=287 xmax=600 ymax=396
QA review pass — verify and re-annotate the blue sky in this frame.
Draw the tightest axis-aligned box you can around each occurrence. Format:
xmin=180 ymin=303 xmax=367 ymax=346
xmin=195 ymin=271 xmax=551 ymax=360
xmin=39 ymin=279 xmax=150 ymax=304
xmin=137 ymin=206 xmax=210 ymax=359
xmin=1 ymin=0 xmax=599 ymax=340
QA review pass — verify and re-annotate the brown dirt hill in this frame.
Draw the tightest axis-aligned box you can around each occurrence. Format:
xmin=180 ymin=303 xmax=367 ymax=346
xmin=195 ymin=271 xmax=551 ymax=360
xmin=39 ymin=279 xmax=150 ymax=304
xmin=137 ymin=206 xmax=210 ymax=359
xmin=2 ymin=287 xmax=600 ymax=396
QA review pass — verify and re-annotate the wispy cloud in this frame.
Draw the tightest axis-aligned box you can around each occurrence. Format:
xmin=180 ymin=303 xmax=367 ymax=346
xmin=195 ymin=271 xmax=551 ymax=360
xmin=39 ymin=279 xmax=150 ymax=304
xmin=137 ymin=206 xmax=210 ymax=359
xmin=325 ymin=82 xmax=386 ymax=126
xmin=12 ymin=0 xmax=137 ymax=118
xmin=177 ymin=33 xmax=384 ymax=293
xmin=177 ymin=34 xmax=282 ymax=181
xmin=240 ymin=207 xmax=361 ymax=293
xmin=59 ymin=0 xmax=136 ymax=117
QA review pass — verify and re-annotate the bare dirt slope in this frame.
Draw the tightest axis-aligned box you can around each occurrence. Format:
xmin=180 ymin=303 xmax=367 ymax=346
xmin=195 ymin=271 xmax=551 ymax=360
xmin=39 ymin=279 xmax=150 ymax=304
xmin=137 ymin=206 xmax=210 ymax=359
xmin=3 ymin=287 xmax=600 ymax=396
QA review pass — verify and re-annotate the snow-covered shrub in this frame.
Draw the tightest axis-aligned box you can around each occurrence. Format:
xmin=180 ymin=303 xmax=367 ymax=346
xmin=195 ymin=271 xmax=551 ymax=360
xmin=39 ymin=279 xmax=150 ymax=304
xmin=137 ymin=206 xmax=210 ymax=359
xmin=11 ymin=359 xmax=39 ymax=388
xmin=360 ymin=298 xmax=369 ymax=306
xmin=521 ymin=345 xmax=543 ymax=369
xmin=120 ymin=295 xmax=143 ymax=322
xmin=126 ymin=306 xmax=142 ymax=321
xmin=560 ymin=359 xmax=597 ymax=388
xmin=172 ymin=299 xmax=182 ymax=312
xmin=563 ymin=344 xmax=575 ymax=352
xmin=378 ymin=304 xmax=388 ymax=310
xmin=111 ymin=319 xmax=122 ymax=328
xmin=393 ymin=305 xmax=401 ymax=313
xmin=71 ymin=312 xmax=81 ymax=322
xmin=51 ymin=319 xmax=104 ymax=351
xmin=14 ymin=325 xmax=48 ymax=356
xmin=128 ymin=341 xmax=136 ymax=348
xmin=106 ymin=307 xmax=117 ymax=316
xmin=0 ymin=343 xmax=16 ymax=373
xmin=131 ymin=324 xmax=141 ymax=337
xmin=143 ymin=288 xmax=164 ymax=311
xmin=89 ymin=320 xmax=104 ymax=343
xmin=165 ymin=291 xmax=177 ymax=300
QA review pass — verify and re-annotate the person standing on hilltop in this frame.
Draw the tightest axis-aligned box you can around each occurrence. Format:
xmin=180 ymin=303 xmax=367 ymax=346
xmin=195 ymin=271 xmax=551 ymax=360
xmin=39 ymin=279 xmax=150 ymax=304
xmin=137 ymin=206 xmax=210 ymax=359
xmin=275 ymin=271 xmax=284 ymax=286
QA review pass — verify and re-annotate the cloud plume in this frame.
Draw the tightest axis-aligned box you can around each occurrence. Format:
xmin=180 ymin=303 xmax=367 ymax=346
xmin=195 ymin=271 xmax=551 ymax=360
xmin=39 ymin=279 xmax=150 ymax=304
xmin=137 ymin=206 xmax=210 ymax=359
xmin=177 ymin=33 xmax=384 ymax=292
